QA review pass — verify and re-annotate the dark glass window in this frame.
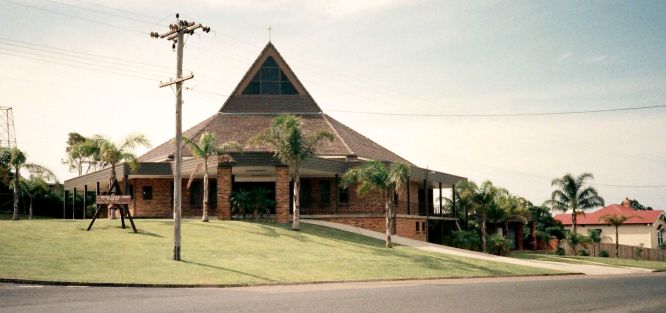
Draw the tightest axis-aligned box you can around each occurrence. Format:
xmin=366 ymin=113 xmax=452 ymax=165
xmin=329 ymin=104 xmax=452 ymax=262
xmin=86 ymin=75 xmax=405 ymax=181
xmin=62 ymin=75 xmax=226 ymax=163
xmin=142 ymin=186 xmax=153 ymax=200
xmin=191 ymin=181 xmax=202 ymax=206
xmin=416 ymin=221 xmax=420 ymax=232
xmin=338 ymin=187 xmax=349 ymax=204
xmin=319 ymin=180 xmax=331 ymax=207
xmin=209 ymin=180 xmax=217 ymax=208
xmin=300 ymin=179 xmax=311 ymax=208
xmin=242 ymin=56 xmax=299 ymax=95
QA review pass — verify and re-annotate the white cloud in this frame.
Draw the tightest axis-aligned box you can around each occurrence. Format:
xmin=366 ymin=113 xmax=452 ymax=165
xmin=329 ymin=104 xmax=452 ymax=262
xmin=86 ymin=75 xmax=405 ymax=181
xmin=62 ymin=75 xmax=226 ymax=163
xmin=557 ymin=51 xmax=574 ymax=62
xmin=583 ymin=54 xmax=610 ymax=64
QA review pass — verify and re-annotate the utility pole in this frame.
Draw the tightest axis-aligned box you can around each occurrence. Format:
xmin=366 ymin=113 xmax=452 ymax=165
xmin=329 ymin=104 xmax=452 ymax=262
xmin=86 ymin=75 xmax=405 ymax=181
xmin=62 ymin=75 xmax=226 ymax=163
xmin=151 ymin=14 xmax=211 ymax=261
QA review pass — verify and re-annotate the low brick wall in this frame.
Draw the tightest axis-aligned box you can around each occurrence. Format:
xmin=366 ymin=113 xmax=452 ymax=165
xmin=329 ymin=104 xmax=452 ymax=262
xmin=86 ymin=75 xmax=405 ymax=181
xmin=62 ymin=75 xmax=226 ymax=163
xmin=313 ymin=216 xmax=426 ymax=241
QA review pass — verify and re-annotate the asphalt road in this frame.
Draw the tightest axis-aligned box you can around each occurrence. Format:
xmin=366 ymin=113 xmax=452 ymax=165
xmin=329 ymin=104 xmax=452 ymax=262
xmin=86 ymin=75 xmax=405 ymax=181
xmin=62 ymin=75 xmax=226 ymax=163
xmin=2 ymin=273 xmax=666 ymax=313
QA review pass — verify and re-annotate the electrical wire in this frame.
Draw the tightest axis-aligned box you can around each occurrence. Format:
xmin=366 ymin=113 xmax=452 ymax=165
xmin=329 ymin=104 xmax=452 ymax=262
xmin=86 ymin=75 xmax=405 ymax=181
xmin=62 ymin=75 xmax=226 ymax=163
xmin=326 ymin=104 xmax=666 ymax=117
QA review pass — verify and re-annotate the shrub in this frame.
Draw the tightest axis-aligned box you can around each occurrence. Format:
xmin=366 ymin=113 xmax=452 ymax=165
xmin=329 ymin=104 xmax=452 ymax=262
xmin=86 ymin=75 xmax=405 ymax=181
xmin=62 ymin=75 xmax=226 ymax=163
xmin=556 ymin=247 xmax=565 ymax=256
xmin=487 ymin=234 xmax=511 ymax=256
xmin=599 ymin=250 xmax=609 ymax=257
xmin=451 ymin=230 xmax=480 ymax=251
xmin=579 ymin=250 xmax=590 ymax=256
xmin=635 ymin=243 xmax=644 ymax=259
xmin=659 ymin=243 xmax=666 ymax=250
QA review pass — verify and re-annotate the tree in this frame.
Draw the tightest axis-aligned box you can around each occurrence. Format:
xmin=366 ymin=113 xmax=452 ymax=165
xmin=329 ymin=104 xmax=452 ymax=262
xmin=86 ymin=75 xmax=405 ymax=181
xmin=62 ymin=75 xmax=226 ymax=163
xmin=5 ymin=148 xmax=56 ymax=220
xmin=230 ymin=189 xmax=252 ymax=219
xmin=471 ymin=181 xmax=500 ymax=252
xmin=63 ymin=133 xmax=102 ymax=176
xmin=587 ymin=228 xmax=602 ymax=257
xmin=497 ymin=192 xmax=528 ymax=237
xmin=447 ymin=180 xmax=478 ymax=230
xmin=94 ymin=134 xmax=151 ymax=218
xmin=342 ymin=160 xmax=409 ymax=248
xmin=599 ymin=214 xmax=635 ymax=258
xmin=622 ymin=198 xmax=653 ymax=211
xmin=253 ymin=114 xmax=334 ymax=231
xmin=183 ymin=131 xmax=241 ymax=222
xmin=20 ymin=176 xmax=51 ymax=220
xmin=546 ymin=173 xmax=604 ymax=254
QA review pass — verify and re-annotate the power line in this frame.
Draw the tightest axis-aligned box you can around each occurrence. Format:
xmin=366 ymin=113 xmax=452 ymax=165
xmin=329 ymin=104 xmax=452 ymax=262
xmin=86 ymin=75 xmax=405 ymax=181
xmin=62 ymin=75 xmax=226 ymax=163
xmin=39 ymin=0 xmax=167 ymax=26
xmin=1 ymin=0 xmax=147 ymax=34
xmin=326 ymin=104 xmax=666 ymax=117
xmin=0 ymin=40 xmax=172 ymax=76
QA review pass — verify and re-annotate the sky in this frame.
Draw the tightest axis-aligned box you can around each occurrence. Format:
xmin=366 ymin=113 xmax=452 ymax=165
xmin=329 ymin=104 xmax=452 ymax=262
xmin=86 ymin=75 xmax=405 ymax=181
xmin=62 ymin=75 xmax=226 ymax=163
xmin=1 ymin=0 xmax=665 ymax=209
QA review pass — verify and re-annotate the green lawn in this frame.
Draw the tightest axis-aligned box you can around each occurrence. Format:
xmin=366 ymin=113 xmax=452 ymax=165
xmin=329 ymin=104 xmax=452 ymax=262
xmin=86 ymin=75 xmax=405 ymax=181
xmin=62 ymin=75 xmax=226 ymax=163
xmin=512 ymin=252 xmax=666 ymax=271
xmin=0 ymin=216 xmax=559 ymax=285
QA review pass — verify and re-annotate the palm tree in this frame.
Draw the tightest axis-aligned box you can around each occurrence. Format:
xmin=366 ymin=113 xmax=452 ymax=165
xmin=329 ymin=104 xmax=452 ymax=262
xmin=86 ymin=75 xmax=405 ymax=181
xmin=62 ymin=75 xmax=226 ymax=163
xmin=5 ymin=148 xmax=56 ymax=220
xmin=599 ymin=214 xmax=635 ymax=258
xmin=499 ymin=194 xmax=528 ymax=238
xmin=587 ymin=229 xmax=602 ymax=257
xmin=546 ymin=173 xmax=604 ymax=254
xmin=342 ymin=160 xmax=410 ymax=248
xmin=253 ymin=114 xmax=334 ymax=231
xmin=20 ymin=176 xmax=50 ymax=220
xmin=94 ymin=134 xmax=151 ymax=218
xmin=230 ymin=189 xmax=252 ymax=219
xmin=472 ymin=181 xmax=500 ymax=253
xmin=453 ymin=180 xmax=478 ymax=230
xmin=183 ymin=131 xmax=241 ymax=222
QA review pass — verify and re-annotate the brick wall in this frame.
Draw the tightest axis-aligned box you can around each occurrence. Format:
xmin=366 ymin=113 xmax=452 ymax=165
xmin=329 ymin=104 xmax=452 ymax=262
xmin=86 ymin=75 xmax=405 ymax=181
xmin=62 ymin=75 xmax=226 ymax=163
xmin=130 ymin=178 xmax=172 ymax=218
xmin=275 ymin=166 xmax=290 ymax=224
xmin=315 ymin=216 xmax=427 ymax=242
xmin=217 ymin=166 xmax=232 ymax=220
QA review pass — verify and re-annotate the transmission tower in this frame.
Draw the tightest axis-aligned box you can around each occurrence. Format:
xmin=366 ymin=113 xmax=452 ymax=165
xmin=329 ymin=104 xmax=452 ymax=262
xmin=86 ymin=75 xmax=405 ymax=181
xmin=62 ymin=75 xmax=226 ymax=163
xmin=0 ymin=107 xmax=17 ymax=149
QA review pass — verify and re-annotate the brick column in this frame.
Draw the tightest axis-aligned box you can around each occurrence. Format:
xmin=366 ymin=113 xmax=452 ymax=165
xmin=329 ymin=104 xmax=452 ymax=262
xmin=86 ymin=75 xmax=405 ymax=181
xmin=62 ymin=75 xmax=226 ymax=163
xmin=217 ymin=164 xmax=233 ymax=220
xmin=275 ymin=166 xmax=290 ymax=224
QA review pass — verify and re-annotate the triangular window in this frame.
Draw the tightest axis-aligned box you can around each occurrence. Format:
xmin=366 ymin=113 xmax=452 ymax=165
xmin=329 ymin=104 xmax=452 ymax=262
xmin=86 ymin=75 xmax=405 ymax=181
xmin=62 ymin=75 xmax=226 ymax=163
xmin=243 ymin=56 xmax=298 ymax=95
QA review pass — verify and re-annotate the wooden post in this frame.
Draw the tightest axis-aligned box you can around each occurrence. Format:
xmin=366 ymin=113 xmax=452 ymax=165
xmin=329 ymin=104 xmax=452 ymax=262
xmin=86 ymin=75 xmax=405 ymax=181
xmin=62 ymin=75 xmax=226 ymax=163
xmin=452 ymin=185 xmax=457 ymax=219
xmin=424 ymin=179 xmax=428 ymax=241
xmin=83 ymin=185 xmax=87 ymax=220
xmin=334 ymin=174 xmax=339 ymax=214
xmin=406 ymin=176 xmax=411 ymax=215
xmin=438 ymin=182 xmax=442 ymax=217
xmin=72 ymin=187 xmax=76 ymax=220
xmin=63 ymin=189 xmax=67 ymax=219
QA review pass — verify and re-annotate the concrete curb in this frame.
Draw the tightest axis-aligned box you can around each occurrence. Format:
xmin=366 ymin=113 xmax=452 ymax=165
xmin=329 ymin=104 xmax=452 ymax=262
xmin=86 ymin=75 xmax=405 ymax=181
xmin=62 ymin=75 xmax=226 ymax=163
xmin=0 ymin=272 xmax=582 ymax=289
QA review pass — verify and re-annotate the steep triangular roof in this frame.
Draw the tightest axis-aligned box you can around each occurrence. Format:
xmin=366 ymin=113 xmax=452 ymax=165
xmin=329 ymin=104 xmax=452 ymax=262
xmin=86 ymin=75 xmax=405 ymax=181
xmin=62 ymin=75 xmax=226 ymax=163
xmin=220 ymin=42 xmax=322 ymax=114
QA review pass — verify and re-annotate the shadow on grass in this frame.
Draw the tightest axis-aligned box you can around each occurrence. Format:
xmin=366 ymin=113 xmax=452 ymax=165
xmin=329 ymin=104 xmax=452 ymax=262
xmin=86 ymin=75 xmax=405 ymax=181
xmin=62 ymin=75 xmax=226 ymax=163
xmin=182 ymin=260 xmax=277 ymax=282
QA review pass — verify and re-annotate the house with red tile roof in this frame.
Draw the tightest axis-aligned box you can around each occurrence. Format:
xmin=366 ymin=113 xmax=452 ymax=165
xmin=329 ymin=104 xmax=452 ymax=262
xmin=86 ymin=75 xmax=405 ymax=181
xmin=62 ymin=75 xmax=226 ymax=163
xmin=554 ymin=199 xmax=666 ymax=248
xmin=63 ymin=42 xmax=465 ymax=243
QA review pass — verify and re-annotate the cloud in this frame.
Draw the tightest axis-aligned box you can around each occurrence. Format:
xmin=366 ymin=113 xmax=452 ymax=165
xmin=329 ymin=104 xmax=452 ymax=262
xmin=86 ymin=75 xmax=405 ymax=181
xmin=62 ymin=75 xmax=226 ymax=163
xmin=557 ymin=52 xmax=574 ymax=62
xmin=583 ymin=54 xmax=611 ymax=64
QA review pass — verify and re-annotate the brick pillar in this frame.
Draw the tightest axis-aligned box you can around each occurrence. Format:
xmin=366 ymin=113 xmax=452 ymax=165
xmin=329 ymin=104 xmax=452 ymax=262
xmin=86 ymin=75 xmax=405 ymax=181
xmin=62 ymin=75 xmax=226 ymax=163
xmin=275 ymin=166 xmax=290 ymax=224
xmin=217 ymin=164 xmax=233 ymax=220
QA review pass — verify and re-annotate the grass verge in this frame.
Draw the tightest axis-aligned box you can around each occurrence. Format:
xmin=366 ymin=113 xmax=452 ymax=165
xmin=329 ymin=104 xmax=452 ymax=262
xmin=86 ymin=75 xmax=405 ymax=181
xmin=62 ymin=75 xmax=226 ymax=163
xmin=0 ymin=218 xmax=560 ymax=285
xmin=512 ymin=252 xmax=666 ymax=271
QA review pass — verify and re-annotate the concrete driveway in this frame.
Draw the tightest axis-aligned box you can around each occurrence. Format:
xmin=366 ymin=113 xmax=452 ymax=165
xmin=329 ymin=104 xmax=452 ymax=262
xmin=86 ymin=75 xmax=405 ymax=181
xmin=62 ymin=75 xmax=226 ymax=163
xmin=301 ymin=220 xmax=653 ymax=275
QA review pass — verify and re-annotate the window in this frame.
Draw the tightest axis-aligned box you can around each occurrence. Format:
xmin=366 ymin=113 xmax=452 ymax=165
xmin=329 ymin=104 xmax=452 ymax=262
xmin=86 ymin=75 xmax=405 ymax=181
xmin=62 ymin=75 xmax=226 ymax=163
xmin=300 ymin=180 xmax=311 ymax=208
xmin=338 ymin=187 xmax=349 ymax=205
xmin=415 ymin=221 xmax=420 ymax=232
xmin=658 ymin=229 xmax=664 ymax=246
xmin=319 ymin=180 xmax=331 ymax=207
xmin=242 ymin=56 xmax=298 ymax=95
xmin=191 ymin=181 xmax=202 ymax=206
xmin=421 ymin=221 xmax=426 ymax=233
xmin=142 ymin=186 xmax=153 ymax=200
xmin=393 ymin=191 xmax=399 ymax=205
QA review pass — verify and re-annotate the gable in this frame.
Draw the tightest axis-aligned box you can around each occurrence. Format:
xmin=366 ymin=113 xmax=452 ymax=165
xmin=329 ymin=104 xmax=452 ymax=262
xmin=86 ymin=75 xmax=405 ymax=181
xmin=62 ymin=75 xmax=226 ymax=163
xmin=242 ymin=56 xmax=298 ymax=95
xmin=220 ymin=42 xmax=322 ymax=114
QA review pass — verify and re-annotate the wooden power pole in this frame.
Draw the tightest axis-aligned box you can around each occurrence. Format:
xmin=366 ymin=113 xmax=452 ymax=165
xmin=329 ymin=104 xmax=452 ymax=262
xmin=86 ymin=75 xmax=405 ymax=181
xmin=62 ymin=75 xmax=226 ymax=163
xmin=151 ymin=14 xmax=211 ymax=261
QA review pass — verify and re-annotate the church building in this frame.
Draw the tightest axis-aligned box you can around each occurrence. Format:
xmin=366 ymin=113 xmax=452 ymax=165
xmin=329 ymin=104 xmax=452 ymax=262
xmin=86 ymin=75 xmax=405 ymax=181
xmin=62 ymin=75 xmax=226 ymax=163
xmin=64 ymin=42 xmax=465 ymax=243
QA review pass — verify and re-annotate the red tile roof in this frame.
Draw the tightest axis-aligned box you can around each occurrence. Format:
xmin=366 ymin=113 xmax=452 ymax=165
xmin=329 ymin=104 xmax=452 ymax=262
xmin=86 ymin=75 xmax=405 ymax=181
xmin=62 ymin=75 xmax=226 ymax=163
xmin=554 ymin=204 xmax=664 ymax=226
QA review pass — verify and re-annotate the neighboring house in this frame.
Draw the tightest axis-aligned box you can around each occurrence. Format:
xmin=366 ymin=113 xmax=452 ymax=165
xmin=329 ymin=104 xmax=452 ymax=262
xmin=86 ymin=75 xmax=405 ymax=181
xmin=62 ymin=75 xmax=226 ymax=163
xmin=63 ymin=42 xmax=466 ymax=243
xmin=554 ymin=202 xmax=666 ymax=249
